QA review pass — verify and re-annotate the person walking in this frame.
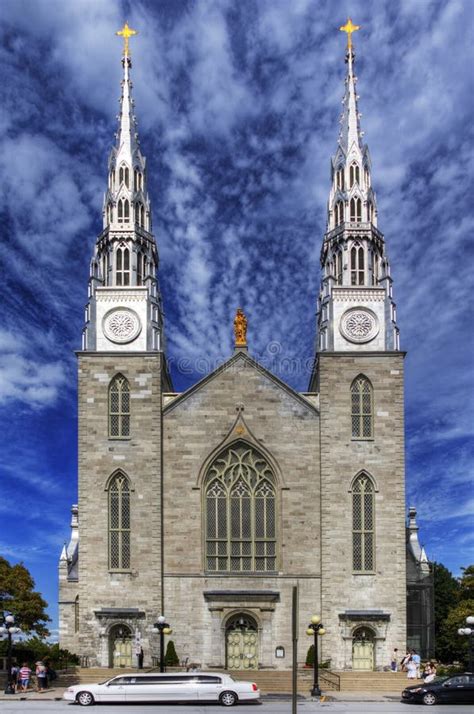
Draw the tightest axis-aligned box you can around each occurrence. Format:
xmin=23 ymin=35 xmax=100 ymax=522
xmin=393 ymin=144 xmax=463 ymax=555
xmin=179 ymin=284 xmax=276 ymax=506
xmin=18 ymin=663 xmax=32 ymax=692
xmin=400 ymin=651 xmax=410 ymax=672
xmin=411 ymin=650 xmax=421 ymax=678
xmin=10 ymin=664 xmax=19 ymax=693
xmin=35 ymin=661 xmax=47 ymax=692
xmin=391 ymin=648 xmax=399 ymax=672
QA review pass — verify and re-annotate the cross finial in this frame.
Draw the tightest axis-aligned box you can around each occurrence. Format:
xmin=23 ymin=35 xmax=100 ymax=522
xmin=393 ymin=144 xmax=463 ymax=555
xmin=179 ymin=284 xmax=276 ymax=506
xmin=116 ymin=21 xmax=138 ymax=58
xmin=339 ymin=17 xmax=360 ymax=50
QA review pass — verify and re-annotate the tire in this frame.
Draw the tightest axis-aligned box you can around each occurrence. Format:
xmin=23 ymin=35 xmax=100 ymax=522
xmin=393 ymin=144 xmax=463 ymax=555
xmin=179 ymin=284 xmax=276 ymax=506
xmin=76 ymin=691 xmax=95 ymax=706
xmin=422 ymin=692 xmax=437 ymax=706
xmin=220 ymin=690 xmax=238 ymax=707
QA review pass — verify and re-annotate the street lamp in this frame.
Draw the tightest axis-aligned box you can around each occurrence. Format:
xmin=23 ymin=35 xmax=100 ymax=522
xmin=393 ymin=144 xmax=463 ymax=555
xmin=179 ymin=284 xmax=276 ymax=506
xmin=306 ymin=615 xmax=326 ymax=697
xmin=0 ymin=614 xmax=22 ymax=695
xmin=153 ymin=615 xmax=172 ymax=673
xmin=458 ymin=615 xmax=474 ymax=672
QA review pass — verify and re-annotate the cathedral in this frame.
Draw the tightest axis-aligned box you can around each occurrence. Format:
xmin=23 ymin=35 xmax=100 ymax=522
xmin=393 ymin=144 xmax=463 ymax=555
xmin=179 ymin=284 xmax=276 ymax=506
xmin=59 ymin=21 xmax=433 ymax=671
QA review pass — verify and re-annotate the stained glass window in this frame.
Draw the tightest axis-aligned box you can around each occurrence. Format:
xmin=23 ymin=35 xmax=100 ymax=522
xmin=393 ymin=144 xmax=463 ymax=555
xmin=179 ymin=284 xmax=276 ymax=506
xmin=205 ymin=442 xmax=277 ymax=572
xmin=352 ymin=474 xmax=375 ymax=572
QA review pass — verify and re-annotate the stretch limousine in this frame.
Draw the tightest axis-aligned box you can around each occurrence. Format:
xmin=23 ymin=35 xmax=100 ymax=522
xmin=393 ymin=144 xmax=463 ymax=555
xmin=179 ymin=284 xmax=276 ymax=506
xmin=63 ymin=672 xmax=260 ymax=707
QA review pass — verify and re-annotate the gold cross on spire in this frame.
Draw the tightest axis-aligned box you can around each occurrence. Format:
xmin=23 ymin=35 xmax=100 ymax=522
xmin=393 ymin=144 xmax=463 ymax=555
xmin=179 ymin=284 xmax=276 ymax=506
xmin=339 ymin=17 xmax=360 ymax=50
xmin=116 ymin=21 xmax=138 ymax=57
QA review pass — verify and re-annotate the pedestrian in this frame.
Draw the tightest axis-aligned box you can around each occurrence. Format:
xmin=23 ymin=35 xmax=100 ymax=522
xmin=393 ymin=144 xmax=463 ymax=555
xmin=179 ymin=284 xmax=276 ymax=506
xmin=400 ymin=651 xmax=410 ymax=671
xmin=18 ymin=662 xmax=32 ymax=692
xmin=11 ymin=664 xmax=19 ymax=692
xmin=406 ymin=657 xmax=417 ymax=679
xmin=390 ymin=648 xmax=399 ymax=672
xmin=424 ymin=662 xmax=437 ymax=683
xmin=411 ymin=649 xmax=421 ymax=678
xmin=138 ymin=647 xmax=144 ymax=670
xmin=35 ymin=661 xmax=48 ymax=692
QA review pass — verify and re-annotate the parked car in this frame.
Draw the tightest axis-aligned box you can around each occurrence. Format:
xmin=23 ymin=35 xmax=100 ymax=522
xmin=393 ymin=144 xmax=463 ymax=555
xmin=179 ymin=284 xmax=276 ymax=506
xmin=63 ymin=671 xmax=260 ymax=707
xmin=402 ymin=673 xmax=474 ymax=706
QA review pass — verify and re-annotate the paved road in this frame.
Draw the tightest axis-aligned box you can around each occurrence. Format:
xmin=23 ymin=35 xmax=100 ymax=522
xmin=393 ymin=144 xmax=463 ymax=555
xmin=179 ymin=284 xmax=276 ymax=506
xmin=0 ymin=700 xmax=473 ymax=713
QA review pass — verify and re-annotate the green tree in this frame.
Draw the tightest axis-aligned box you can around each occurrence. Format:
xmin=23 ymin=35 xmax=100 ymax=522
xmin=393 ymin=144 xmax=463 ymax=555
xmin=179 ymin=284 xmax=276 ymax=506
xmin=0 ymin=556 xmax=50 ymax=636
xmin=433 ymin=561 xmax=460 ymax=658
xmin=305 ymin=644 xmax=315 ymax=666
xmin=436 ymin=599 xmax=474 ymax=665
xmin=164 ymin=639 xmax=179 ymax=666
xmin=459 ymin=565 xmax=474 ymax=601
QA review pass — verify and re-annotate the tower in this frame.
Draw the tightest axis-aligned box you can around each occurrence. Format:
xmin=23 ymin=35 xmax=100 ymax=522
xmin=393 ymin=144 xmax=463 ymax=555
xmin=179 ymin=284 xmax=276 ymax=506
xmin=311 ymin=20 xmax=407 ymax=670
xmin=59 ymin=24 xmax=170 ymax=663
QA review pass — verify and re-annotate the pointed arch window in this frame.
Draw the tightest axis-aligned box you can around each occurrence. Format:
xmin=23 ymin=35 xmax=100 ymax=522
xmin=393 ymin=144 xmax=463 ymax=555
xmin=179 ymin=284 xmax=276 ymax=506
xmin=336 ymin=167 xmax=344 ymax=190
xmin=108 ymin=472 xmax=131 ymax=570
xmin=350 ymin=162 xmax=360 ymax=187
xmin=136 ymin=250 xmax=146 ymax=286
xmin=205 ymin=442 xmax=276 ymax=573
xmin=364 ymin=166 xmax=370 ymax=187
xmin=371 ymin=251 xmax=378 ymax=285
xmin=109 ymin=374 xmax=130 ymax=437
xmin=140 ymin=204 xmax=145 ymax=228
xmin=116 ymin=246 xmax=130 ymax=286
xmin=350 ymin=197 xmax=362 ymax=222
xmin=117 ymin=198 xmax=130 ymax=224
xmin=351 ymin=243 xmax=364 ymax=285
xmin=74 ymin=596 xmax=80 ymax=633
xmin=332 ymin=249 xmax=342 ymax=284
xmin=335 ymin=201 xmax=344 ymax=226
xmin=351 ymin=375 xmax=373 ymax=438
xmin=119 ymin=165 xmax=130 ymax=188
xmin=368 ymin=201 xmax=374 ymax=223
xmin=352 ymin=474 xmax=375 ymax=572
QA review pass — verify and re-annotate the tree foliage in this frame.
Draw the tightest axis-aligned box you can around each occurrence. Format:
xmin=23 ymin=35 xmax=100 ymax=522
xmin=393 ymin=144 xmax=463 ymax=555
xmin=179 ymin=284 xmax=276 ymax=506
xmin=164 ymin=639 xmax=179 ymax=666
xmin=0 ymin=556 xmax=50 ymax=636
xmin=459 ymin=565 xmax=474 ymax=601
xmin=434 ymin=562 xmax=474 ymax=664
xmin=305 ymin=644 xmax=315 ymax=666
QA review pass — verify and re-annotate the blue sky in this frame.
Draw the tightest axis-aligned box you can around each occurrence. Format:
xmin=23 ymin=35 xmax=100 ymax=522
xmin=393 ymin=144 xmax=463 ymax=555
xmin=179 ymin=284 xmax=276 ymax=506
xmin=0 ymin=0 xmax=473 ymax=638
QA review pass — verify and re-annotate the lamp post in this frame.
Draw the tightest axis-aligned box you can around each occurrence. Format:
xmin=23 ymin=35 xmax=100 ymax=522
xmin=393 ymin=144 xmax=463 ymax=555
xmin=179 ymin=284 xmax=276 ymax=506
xmin=0 ymin=614 xmax=22 ymax=695
xmin=306 ymin=615 xmax=326 ymax=698
xmin=458 ymin=615 xmax=474 ymax=672
xmin=153 ymin=616 xmax=172 ymax=673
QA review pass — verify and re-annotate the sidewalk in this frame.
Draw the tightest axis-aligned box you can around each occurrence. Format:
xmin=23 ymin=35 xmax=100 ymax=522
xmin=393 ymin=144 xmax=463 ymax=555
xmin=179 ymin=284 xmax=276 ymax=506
xmin=0 ymin=687 xmax=64 ymax=701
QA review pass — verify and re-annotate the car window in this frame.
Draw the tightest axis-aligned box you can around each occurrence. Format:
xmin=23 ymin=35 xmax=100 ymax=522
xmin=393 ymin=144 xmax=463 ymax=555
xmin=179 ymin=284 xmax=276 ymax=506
xmin=196 ymin=676 xmax=222 ymax=683
xmin=108 ymin=677 xmax=132 ymax=686
xmin=448 ymin=676 xmax=469 ymax=685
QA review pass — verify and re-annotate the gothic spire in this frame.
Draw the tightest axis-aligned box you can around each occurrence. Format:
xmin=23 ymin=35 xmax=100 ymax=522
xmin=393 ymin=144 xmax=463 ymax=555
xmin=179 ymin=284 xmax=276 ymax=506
xmin=115 ymin=22 xmax=140 ymax=171
xmin=338 ymin=24 xmax=363 ymax=155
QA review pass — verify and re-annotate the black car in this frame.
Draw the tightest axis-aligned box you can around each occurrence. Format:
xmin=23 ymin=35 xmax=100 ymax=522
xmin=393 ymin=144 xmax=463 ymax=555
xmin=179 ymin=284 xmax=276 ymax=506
xmin=402 ymin=673 xmax=474 ymax=706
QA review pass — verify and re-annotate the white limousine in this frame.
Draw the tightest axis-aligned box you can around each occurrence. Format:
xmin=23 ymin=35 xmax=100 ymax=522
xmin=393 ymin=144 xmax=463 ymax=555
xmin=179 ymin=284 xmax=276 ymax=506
xmin=64 ymin=672 xmax=260 ymax=707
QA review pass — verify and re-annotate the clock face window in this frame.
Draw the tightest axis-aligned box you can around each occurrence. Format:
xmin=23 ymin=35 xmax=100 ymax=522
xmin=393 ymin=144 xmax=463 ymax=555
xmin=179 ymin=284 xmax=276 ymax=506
xmin=340 ymin=308 xmax=379 ymax=344
xmin=103 ymin=308 xmax=142 ymax=344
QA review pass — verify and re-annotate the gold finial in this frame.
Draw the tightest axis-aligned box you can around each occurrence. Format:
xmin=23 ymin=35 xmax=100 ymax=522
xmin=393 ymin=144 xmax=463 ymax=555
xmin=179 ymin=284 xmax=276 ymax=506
xmin=116 ymin=21 xmax=138 ymax=58
xmin=234 ymin=308 xmax=248 ymax=347
xmin=339 ymin=17 xmax=360 ymax=50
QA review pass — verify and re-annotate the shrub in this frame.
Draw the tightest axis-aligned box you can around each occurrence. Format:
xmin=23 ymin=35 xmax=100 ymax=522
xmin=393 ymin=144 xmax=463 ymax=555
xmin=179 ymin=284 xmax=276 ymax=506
xmin=305 ymin=644 xmax=315 ymax=666
xmin=164 ymin=640 xmax=179 ymax=666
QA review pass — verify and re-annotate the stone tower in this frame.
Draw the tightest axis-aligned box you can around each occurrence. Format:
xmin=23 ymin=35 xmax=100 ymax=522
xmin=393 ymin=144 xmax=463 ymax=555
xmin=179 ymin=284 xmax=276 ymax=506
xmin=310 ymin=21 xmax=407 ymax=669
xmin=58 ymin=24 xmax=171 ymax=662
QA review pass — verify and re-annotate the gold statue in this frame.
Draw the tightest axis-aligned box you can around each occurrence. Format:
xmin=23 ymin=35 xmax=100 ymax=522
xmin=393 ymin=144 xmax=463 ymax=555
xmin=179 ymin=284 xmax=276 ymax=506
xmin=339 ymin=17 xmax=360 ymax=50
xmin=116 ymin=21 xmax=138 ymax=58
xmin=234 ymin=308 xmax=248 ymax=347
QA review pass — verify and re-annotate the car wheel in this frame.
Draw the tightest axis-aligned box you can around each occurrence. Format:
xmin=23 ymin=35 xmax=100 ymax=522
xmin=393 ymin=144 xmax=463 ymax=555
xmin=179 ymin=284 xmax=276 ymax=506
xmin=220 ymin=690 xmax=238 ymax=707
xmin=76 ymin=691 xmax=95 ymax=706
xmin=422 ymin=692 xmax=437 ymax=706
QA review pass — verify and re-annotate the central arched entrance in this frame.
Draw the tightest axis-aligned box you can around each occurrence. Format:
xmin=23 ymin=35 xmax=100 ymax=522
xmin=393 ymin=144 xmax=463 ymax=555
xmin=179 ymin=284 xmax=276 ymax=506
xmin=352 ymin=626 xmax=375 ymax=670
xmin=109 ymin=624 xmax=133 ymax=668
xmin=226 ymin=614 xmax=258 ymax=670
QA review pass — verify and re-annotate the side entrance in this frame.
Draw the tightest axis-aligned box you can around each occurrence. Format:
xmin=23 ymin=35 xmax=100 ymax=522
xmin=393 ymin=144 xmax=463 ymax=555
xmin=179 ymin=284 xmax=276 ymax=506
xmin=225 ymin=614 xmax=258 ymax=670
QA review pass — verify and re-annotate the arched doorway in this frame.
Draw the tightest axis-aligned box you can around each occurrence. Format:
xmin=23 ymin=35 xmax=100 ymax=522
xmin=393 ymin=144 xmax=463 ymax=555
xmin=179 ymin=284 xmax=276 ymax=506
xmin=109 ymin=624 xmax=133 ymax=668
xmin=226 ymin=614 xmax=258 ymax=670
xmin=352 ymin=626 xmax=375 ymax=670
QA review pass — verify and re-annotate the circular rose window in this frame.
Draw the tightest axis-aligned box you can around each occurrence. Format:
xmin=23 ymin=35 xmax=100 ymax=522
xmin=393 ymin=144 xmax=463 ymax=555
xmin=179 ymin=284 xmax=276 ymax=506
xmin=340 ymin=307 xmax=379 ymax=344
xmin=103 ymin=308 xmax=142 ymax=344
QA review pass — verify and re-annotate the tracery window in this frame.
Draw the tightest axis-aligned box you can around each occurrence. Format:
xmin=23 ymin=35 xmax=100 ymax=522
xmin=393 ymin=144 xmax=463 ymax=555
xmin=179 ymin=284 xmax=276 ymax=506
xmin=108 ymin=472 xmax=131 ymax=570
xmin=352 ymin=473 xmax=375 ymax=572
xmin=109 ymin=374 xmax=130 ymax=437
xmin=116 ymin=245 xmax=130 ymax=286
xmin=119 ymin=165 xmax=130 ymax=187
xmin=205 ymin=442 xmax=276 ymax=573
xmin=335 ymin=201 xmax=344 ymax=226
xmin=117 ymin=198 xmax=130 ymax=224
xmin=351 ymin=375 xmax=373 ymax=438
xmin=351 ymin=243 xmax=364 ymax=285
xmin=350 ymin=197 xmax=362 ymax=222
xmin=350 ymin=162 xmax=360 ymax=187
xmin=332 ymin=250 xmax=343 ymax=284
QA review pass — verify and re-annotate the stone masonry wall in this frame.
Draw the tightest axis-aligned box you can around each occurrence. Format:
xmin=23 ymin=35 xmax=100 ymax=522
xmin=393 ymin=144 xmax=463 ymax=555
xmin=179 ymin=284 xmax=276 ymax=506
xmin=318 ymin=352 xmax=406 ymax=670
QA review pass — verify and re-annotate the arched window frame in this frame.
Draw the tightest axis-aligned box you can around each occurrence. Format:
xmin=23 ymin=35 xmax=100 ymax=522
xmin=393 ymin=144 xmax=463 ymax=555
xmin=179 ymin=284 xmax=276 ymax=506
xmin=119 ymin=164 xmax=130 ymax=188
xmin=116 ymin=245 xmax=130 ymax=286
xmin=350 ymin=162 xmax=360 ymax=187
xmin=204 ymin=441 xmax=277 ymax=573
xmin=351 ymin=374 xmax=373 ymax=439
xmin=106 ymin=471 xmax=132 ymax=571
xmin=350 ymin=196 xmax=362 ymax=222
xmin=108 ymin=373 xmax=131 ymax=438
xmin=336 ymin=167 xmax=344 ymax=191
xmin=351 ymin=472 xmax=376 ymax=573
xmin=350 ymin=242 xmax=365 ymax=285
xmin=335 ymin=201 xmax=344 ymax=226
